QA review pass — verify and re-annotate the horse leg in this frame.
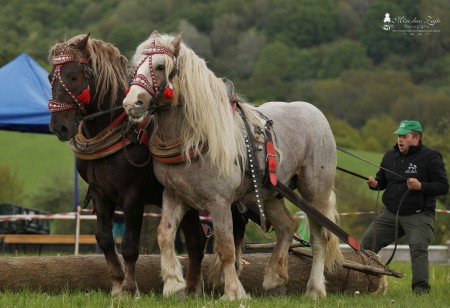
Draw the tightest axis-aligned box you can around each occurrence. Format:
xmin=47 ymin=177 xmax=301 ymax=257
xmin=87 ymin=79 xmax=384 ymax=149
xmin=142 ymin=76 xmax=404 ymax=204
xmin=232 ymin=205 xmax=248 ymax=277
xmin=208 ymin=205 xmax=248 ymax=287
xmin=306 ymin=192 xmax=343 ymax=299
xmin=208 ymin=201 xmax=250 ymax=300
xmin=302 ymin=190 xmax=342 ymax=299
xmin=158 ymin=190 xmax=189 ymax=298
xmin=262 ymin=197 xmax=297 ymax=295
xmin=179 ymin=208 xmax=206 ymax=295
xmin=120 ymin=202 xmax=144 ymax=296
xmin=92 ymin=197 xmax=124 ymax=296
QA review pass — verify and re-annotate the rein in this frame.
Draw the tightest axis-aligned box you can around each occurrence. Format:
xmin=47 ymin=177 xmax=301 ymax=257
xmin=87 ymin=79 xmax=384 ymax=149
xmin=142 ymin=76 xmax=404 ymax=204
xmin=336 ymin=145 xmax=410 ymax=266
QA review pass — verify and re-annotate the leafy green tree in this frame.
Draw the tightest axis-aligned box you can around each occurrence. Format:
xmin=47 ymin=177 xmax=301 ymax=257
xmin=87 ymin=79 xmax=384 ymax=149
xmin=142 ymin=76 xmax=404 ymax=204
xmin=178 ymin=20 xmax=213 ymax=60
xmin=359 ymin=1 xmax=417 ymax=63
xmin=417 ymin=0 xmax=450 ymax=59
xmin=360 ymin=115 xmax=398 ymax=152
xmin=327 ymin=114 xmax=362 ymax=149
xmin=391 ymin=90 xmax=450 ymax=130
xmin=264 ymin=0 xmax=339 ymax=48
xmin=335 ymin=0 xmax=361 ymax=39
xmin=318 ymin=40 xmax=372 ymax=79
xmin=245 ymin=41 xmax=291 ymax=100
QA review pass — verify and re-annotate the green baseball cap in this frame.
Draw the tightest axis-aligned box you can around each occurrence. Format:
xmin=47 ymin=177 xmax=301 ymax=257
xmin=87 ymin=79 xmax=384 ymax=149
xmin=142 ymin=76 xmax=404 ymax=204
xmin=393 ymin=120 xmax=422 ymax=135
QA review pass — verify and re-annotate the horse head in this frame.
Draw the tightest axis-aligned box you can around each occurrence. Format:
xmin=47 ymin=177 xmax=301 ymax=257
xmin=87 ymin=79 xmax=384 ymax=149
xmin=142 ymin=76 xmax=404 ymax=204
xmin=48 ymin=34 xmax=94 ymax=141
xmin=48 ymin=34 xmax=129 ymax=141
xmin=123 ymin=30 xmax=182 ymax=123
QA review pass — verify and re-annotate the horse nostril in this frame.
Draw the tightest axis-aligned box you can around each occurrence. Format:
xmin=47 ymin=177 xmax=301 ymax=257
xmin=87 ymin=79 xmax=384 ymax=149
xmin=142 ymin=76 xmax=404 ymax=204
xmin=135 ymin=99 xmax=144 ymax=107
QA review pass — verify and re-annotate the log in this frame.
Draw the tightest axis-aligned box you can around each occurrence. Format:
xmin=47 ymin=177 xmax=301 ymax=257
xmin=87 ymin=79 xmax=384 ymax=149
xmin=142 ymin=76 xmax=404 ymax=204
xmin=0 ymin=252 xmax=387 ymax=295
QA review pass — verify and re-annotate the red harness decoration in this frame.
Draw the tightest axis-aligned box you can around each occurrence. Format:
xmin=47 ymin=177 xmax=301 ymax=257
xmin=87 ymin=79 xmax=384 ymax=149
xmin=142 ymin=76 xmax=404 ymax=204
xmin=48 ymin=51 xmax=91 ymax=113
xmin=71 ymin=113 xmax=152 ymax=160
xmin=266 ymin=140 xmax=277 ymax=186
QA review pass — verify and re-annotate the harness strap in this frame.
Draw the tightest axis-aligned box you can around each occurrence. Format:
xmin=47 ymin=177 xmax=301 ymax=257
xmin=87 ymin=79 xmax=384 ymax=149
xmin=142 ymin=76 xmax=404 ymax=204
xmin=266 ymin=140 xmax=277 ymax=186
xmin=272 ymin=180 xmax=362 ymax=252
xmin=71 ymin=113 xmax=152 ymax=160
xmin=236 ymin=103 xmax=267 ymax=232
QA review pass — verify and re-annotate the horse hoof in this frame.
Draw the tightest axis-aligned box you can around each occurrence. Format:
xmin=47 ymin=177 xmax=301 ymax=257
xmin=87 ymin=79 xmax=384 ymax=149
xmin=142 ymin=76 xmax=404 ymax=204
xmin=306 ymin=287 xmax=326 ymax=299
xmin=221 ymin=292 xmax=251 ymax=301
xmin=266 ymin=285 xmax=287 ymax=297
xmin=163 ymin=281 xmax=187 ymax=299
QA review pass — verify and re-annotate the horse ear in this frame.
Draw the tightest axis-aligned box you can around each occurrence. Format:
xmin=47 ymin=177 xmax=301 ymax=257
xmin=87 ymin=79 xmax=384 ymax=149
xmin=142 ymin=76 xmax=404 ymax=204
xmin=172 ymin=32 xmax=183 ymax=56
xmin=74 ymin=33 xmax=90 ymax=51
xmin=150 ymin=30 xmax=160 ymax=37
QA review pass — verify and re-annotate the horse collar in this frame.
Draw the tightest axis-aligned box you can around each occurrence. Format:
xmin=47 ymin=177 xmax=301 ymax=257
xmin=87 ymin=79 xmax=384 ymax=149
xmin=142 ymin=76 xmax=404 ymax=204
xmin=70 ymin=112 xmax=153 ymax=161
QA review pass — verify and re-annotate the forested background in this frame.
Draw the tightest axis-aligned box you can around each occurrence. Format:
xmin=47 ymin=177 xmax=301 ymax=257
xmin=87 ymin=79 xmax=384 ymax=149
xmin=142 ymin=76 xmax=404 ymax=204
xmin=1 ymin=0 xmax=449 ymax=245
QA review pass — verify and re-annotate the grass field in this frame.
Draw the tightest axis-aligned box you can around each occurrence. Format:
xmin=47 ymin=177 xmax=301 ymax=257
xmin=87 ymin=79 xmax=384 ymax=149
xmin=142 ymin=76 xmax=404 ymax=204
xmin=0 ymin=129 xmax=384 ymax=208
xmin=0 ymin=130 xmax=75 ymax=206
xmin=0 ymin=262 xmax=448 ymax=308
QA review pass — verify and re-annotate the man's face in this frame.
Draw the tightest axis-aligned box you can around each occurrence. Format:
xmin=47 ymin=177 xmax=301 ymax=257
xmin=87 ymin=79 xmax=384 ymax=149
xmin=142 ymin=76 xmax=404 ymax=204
xmin=397 ymin=133 xmax=420 ymax=154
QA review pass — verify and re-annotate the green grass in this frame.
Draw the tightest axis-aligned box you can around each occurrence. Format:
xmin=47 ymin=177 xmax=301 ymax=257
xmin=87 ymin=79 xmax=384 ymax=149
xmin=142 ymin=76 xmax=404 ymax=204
xmin=0 ymin=262 xmax=448 ymax=307
xmin=337 ymin=148 xmax=383 ymax=183
xmin=0 ymin=130 xmax=74 ymax=206
xmin=1 ymin=131 xmax=384 ymax=208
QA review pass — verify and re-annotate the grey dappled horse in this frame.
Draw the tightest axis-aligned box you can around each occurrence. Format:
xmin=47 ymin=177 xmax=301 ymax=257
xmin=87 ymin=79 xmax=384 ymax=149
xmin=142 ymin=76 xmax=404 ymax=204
xmin=123 ymin=31 xmax=343 ymax=300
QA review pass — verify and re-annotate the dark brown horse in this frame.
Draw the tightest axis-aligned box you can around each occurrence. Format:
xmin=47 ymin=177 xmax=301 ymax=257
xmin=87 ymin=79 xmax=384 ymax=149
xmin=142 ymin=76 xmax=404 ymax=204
xmin=47 ymin=34 xmax=210 ymax=296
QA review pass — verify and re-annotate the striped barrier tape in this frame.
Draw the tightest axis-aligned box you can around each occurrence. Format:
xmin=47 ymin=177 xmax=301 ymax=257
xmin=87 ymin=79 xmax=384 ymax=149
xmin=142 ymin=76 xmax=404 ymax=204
xmin=1 ymin=209 xmax=449 ymax=222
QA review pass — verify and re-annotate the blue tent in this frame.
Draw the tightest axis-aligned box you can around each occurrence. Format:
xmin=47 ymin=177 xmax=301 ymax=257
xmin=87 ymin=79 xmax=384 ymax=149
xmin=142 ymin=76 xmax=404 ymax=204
xmin=0 ymin=53 xmax=51 ymax=133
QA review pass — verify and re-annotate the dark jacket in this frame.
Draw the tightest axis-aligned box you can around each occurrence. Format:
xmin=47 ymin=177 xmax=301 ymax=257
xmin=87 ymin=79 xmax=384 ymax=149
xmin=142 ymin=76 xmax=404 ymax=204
xmin=373 ymin=143 xmax=449 ymax=215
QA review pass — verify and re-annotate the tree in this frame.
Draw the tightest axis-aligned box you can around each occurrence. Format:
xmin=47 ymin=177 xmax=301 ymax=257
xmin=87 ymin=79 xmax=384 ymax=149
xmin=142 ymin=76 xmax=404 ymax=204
xmin=360 ymin=115 xmax=398 ymax=152
xmin=318 ymin=40 xmax=372 ymax=79
xmin=264 ymin=0 xmax=339 ymax=48
xmin=359 ymin=1 xmax=417 ymax=63
xmin=417 ymin=0 xmax=450 ymax=59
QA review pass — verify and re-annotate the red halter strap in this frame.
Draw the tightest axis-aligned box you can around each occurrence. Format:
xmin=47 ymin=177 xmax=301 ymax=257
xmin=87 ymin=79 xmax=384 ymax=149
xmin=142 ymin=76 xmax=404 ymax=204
xmin=130 ymin=40 xmax=176 ymax=103
xmin=48 ymin=50 xmax=90 ymax=113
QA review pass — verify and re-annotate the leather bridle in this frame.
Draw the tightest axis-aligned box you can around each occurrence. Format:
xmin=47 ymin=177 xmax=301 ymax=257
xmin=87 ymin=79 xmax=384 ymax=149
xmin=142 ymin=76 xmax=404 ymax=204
xmin=130 ymin=40 xmax=177 ymax=113
xmin=48 ymin=49 xmax=91 ymax=114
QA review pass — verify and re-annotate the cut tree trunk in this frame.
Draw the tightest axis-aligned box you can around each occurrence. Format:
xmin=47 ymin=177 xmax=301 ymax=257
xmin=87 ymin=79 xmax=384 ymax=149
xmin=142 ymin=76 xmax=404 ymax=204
xmin=0 ymin=252 xmax=388 ymax=295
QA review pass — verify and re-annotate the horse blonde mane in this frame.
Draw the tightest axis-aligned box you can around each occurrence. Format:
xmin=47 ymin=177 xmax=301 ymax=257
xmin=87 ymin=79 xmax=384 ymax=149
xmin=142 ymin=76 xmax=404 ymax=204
xmin=134 ymin=33 xmax=262 ymax=176
xmin=48 ymin=34 xmax=129 ymax=109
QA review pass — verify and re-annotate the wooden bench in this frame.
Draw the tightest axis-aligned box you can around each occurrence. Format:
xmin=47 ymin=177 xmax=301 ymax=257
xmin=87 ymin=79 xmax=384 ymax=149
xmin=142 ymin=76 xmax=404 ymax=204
xmin=0 ymin=234 xmax=121 ymax=254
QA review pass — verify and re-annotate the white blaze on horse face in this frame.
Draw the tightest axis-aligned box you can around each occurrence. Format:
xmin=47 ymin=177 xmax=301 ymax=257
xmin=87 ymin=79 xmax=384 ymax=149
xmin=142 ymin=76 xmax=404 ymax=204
xmin=123 ymin=52 xmax=170 ymax=122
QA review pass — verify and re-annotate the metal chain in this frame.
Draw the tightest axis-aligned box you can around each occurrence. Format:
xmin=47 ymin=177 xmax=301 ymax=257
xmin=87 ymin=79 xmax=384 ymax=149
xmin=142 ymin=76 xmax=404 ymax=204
xmin=359 ymin=249 xmax=402 ymax=277
xmin=293 ymin=236 xmax=402 ymax=278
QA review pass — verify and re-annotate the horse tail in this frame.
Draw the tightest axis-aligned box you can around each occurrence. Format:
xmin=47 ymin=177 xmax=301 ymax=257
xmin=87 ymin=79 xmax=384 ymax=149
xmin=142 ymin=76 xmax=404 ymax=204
xmin=324 ymin=189 xmax=344 ymax=272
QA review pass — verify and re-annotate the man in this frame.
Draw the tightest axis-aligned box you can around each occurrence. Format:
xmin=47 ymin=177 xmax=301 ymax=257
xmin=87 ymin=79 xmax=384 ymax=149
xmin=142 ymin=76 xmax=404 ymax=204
xmin=361 ymin=120 xmax=449 ymax=294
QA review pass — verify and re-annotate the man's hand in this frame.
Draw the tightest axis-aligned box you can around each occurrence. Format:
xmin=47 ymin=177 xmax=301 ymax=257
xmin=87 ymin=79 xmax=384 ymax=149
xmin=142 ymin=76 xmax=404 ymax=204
xmin=367 ymin=176 xmax=378 ymax=189
xmin=407 ymin=178 xmax=422 ymax=191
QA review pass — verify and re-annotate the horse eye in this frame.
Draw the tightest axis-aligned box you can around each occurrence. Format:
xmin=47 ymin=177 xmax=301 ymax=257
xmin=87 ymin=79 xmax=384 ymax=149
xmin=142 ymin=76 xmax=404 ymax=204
xmin=71 ymin=75 xmax=78 ymax=81
xmin=156 ymin=64 xmax=165 ymax=71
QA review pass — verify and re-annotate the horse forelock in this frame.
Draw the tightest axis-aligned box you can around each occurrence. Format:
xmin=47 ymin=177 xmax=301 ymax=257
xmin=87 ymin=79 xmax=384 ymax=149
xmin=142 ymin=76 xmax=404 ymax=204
xmin=49 ymin=35 xmax=129 ymax=110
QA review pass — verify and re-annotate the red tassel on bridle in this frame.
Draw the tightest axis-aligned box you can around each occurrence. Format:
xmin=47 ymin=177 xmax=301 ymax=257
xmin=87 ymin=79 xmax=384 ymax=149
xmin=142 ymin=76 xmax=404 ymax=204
xmin=77 ymin=87 xmax=91 ymax=104
xmin=163 ymin=82 xmax=174 ymax=99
